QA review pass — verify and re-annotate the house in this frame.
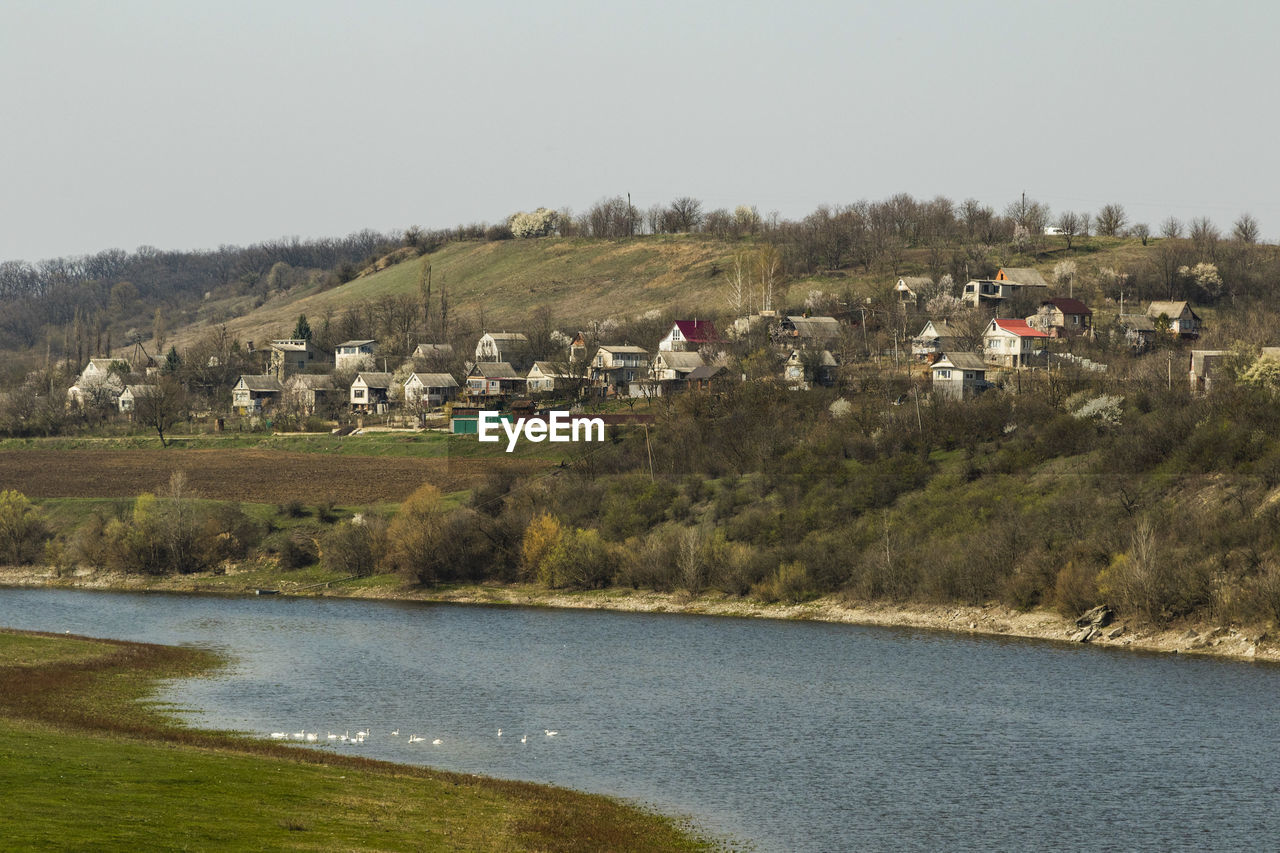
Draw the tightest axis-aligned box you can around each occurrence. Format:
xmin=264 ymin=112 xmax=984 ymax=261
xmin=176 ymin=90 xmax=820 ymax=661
xmin=284 ymin=374 xmax=335 ymax=414
xmin=590 ymin=345 xmax=651 ymax=395
xmin=687 ymin=364 xmax=732 ymax=392
xmin=466 ymin=362 xmax=525 ymax=397
xmin=1146 ymin=301 xmax=1202 ymax=338
xmin=403 ymin=372 xmax=459 ymax=407
xmin=783 ymin=349 xmax=837 ymax=389
xmin=1189 ymin=350 xmax=1229 ymax=394
xmin=1116 ymin=314 xmax=1157 ymax=350
xmin=350 ymin=372 xmax=394 ymax=412
xmin=525 ymin=362 xmax=575 ymax=394
xmin=775 ymin=315 xmax=842 ymax=347
xmin=651 ymin=351 xmax=705 ymax=382
xmin=983 ymin=318 xmax=1049 ymax=367
xmin=67 ymin=358 xmax=130 ymax=408
xmin=335 ymin=340 xmax=377 ymax=372
xmin=896 ymin=277 xmax=932 ymax=308
xmin=412 ymin=342 xmax=454 ymax=360
xmin=268 ymin=339 xmax=329 ymax=379
xmin=931 ymin=352 xmax=990 ymax=401
xmin=962 ymin=268 xmax=1050 ymax=307
xmin=658 ymin=320 xmax=719 ymax=352
xmin=1026 ymin=298 xmax=1093 ymax=337
xmin=232 ymin=374 xmax=284 ymax=414
xmin=475 ymin=332 xmax=531 ymax=370
xmin=911 ymin=319 xmax=959 ymax=359
xmin=569 ymin=332 xmax=589 ymax=362
xmin=118 ymin=384 xmax=157 ymax=413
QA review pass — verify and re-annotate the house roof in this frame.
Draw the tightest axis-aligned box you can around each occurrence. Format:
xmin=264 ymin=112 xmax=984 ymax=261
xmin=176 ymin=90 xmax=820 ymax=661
xmin=1042 ymin=297 xmax=1092 ymax=316
xmin=1147 ymin=301 xmax=1198 ymax=320
xmin=469 ymin=361 xmax=520 ymax=378
xmin=597 ymin=345 xmax=650 ymax=354
xmin=935 ymin=352 xmax=986 ymax=371
xmin=354 ymin=372 xmax=395 ymax=388
xmin=338 ymin=339 xmax=377 ymax=348
xmin=528 ymin=362 xmax=569 ymax=378
xmin=122 ymin=384 xmax=157 ymax=396
xmin=1117 ymin=314 xmax=1156 ymax=332
xmin=286 ymin=374 xmax=334 ymax=390
xmin=408 ymin=372 xmax=459 ymax=388
xmin=270 ymin=339 xmax=318 ymax=352
xmin=413 ymin=343 xmax=454 ymax=356
xmin=999 ymin=267 xmax=1050 ymax=287
xmin=687 ymin=365 xmax=728 ymax=381
xmin=673 ymin=320 xmax=720 ymax=343
xmin=786 ymin=316 xmax=842 ymax=338
xmin=482 ymin=332 xmax=529 ymax=343
xmin=657 ymin=351 xmax=705 ymax=370
xmin=989 ymin=319 xmax=1049 ymax=338
xmin=915 ymin=319 xmax=954 ymax=338
xmin=237 ymin=375 xmax=284 ymax=392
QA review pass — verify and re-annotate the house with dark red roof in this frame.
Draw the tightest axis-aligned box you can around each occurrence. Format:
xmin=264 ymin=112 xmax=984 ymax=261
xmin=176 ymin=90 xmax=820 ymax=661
xmin=983 ymin=318 xmax=1049 ymax=367
xmin=1027 ymin=298 xmax=1093 ymax=337
xmin=658 ymin=320 xmax=720 ymax=353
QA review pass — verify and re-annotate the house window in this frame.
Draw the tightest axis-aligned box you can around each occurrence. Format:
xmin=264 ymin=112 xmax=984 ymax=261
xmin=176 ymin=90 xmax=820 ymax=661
xmin=938 ymin=369 xmax=951 ymax=379
xmin=354 ymin=389 xmax=365 ymax=399
xmin=964 ymin=372 xmax=974 ymax=380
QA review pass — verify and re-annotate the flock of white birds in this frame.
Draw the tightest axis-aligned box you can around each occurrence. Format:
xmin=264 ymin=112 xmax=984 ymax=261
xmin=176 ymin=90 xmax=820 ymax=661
xmin=267 ymin=727 xmax=560 ymax=747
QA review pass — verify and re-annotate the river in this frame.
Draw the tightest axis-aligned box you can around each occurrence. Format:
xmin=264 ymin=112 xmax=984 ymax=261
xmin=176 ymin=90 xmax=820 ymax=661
xmin=2 ymin=588 xmax=1278 ymax=851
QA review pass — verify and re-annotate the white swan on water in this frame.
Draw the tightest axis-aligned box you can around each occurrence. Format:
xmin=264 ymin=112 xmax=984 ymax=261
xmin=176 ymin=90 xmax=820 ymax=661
xmin=407 ymin=735 xmax=425 ymax=743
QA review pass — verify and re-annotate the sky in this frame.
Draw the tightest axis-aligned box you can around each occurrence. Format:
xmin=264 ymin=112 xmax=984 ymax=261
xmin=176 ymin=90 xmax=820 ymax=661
xmin=3 ymin=0 xmax=1278 ymax=262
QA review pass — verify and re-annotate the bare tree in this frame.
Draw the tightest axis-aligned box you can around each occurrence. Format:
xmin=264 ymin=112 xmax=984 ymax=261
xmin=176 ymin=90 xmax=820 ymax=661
xmin=1189 ymin=217 xmax=1221 ymax=257
xmin=1159 ymin=216 xmax=1183 ymax=239
xmin=1131 ymin=223 xmax=1151 ymax=246
xmin=1055 ymin=211 xmax=1082 ymax=250
xmin=133 ymin=377 xmax=188 ymax=448
xmin=665 ymin=197 xmax=704 ymax=233
xmin=1232 ymin=213 xmax=1261 ymax=245
xmin=1095 ymin=203 xmax=1128 ymax=237
xmin=757 ymin=245 xmax=783 ymax=313
xmin=726 ymin=252 xmax=750 ymax=317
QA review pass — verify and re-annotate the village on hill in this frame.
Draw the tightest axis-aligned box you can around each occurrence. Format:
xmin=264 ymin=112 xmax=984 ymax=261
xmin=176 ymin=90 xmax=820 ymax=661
xmin=56 ymin=264 xmax=1245 ymax=437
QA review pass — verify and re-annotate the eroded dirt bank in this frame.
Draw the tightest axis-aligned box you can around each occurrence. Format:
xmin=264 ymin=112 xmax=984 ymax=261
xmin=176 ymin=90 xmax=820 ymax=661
xmin=0 ymin=566 xmax=1273 ymax=664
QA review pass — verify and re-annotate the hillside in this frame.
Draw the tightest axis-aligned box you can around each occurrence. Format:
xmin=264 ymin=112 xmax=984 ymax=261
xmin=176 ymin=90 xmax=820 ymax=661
xmin=171 ymin=235 xmax=757 ymax=351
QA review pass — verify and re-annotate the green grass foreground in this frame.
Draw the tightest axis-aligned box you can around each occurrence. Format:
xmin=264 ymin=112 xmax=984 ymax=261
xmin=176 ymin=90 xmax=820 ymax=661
xmin=0 ymin=629 xmax=710 ymax=852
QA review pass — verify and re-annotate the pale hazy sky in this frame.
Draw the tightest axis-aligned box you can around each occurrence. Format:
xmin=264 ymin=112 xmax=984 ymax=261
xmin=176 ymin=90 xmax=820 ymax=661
xmin=3 ymin=0 xmax=1277 ymax=262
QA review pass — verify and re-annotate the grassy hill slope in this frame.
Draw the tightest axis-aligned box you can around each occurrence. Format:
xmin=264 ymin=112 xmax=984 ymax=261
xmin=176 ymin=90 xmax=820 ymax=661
xmin=174 ymin=235 xmax=755 ymax=350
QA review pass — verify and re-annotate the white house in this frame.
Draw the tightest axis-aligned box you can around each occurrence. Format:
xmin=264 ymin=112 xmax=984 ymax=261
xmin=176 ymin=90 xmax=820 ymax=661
xmin=232 ymin=375 xmax=284 ymax=413
xmin=896 ymin=276 xmax=932 ymax=307
xmin=118 ymin=384 xmax=157 ymax=413
xmin=590 ymin=345 xmax=650 ymax=395
xmin=283 ymin=374 xmax=335 ymax=414
xmin=475 ymin=332 xmax=530 ymax=369
xmin=1146 ymin=301 xmax=1202 ymax=338
xmin=404 ymin=372 xmax=459 ymax=407
xmin=466 ymin=362 xmax=525 ymax=397
xmin=658 ymin=321 xmax=719 ymax=352
xmin=525 ymin=362 xmax=574 ymax=394
xmin=983 ymin=318 xmax=1049 ymax=368
xmin=350 ymin=372 xmax=394 ymax=412
xmin=67 ymin=358 xmax=130 ymax=408
xmin=651 ymin=351 xmax=705 ymax=382
xmin=931 ymin=352 xmax=989 ymax=400
xmin=335 ymin=340 xmax=377 ymax=372
xmin=911 ymin=319 xmax=958 ymax=359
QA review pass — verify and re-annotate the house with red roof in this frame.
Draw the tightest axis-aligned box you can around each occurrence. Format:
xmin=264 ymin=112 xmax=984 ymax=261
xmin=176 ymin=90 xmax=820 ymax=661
xmin=1026 ymin=298 xmax=1093 ymax=338
xmin=658 ymin=320 xmax=720 ymax=353
xmin=983 ymin=318 xmax=1049 ymax=367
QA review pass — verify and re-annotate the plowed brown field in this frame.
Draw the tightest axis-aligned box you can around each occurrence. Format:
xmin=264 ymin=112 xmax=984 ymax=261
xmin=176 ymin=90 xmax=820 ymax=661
xmin=0 ymin=450 xmax=537 ymax=504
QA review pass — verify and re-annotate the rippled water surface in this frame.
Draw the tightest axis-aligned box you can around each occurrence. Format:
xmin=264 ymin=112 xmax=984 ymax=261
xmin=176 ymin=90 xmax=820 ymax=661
xmin=3 ymin=588 xmax=1279 ymax=851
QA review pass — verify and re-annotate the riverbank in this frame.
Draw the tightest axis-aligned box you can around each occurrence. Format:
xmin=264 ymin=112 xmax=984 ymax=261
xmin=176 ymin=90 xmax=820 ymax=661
xmin=2 ymin=564 xmax=1275 ymax=664
xmin=0 ymin=627 xmax=709 ymax=852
